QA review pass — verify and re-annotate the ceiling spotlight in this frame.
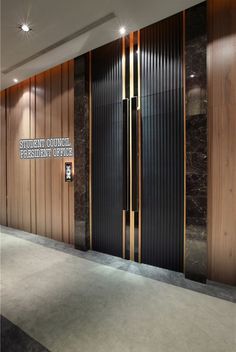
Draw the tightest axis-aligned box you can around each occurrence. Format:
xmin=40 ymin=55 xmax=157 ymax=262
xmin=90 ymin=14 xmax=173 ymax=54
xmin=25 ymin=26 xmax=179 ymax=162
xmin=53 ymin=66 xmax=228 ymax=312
xmin=13 ymin=78 xmax=18 ymax=83
xmin=119 ymin=26 xmax=126 ymax=35
xmin=190 ymin=74 xmax=195 ymax=78
xmin=20 ymin=23 xmax=30 ymax=32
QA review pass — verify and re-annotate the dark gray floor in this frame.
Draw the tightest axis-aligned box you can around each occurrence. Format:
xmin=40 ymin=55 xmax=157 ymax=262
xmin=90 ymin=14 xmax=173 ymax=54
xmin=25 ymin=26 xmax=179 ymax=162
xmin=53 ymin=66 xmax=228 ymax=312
xmin=1 ymin=225 xmax=235 ymax=303
xmin=1 ymin=315 xmax=50 ymax=352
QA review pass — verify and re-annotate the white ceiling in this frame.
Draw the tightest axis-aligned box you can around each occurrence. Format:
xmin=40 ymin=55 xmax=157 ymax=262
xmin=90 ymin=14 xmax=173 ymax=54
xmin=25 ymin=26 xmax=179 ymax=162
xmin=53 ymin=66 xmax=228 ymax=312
xmin=1 ymin=0 xmax=204 ymax=90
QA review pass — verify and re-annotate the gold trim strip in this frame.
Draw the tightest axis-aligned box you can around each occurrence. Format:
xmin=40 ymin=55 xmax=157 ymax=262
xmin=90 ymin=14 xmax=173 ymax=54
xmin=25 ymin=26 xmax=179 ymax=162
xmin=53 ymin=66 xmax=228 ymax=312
xmin=122 ymin=210 xmax=126 ymax=258
xmin=137 ymin=30 xmax=142 ymax=263
xmin=122 ymin=36 xmax=126 ymax=100
xmin=122 ymin=36 xmax=126 ymax=259
xmin=183 ymin=11 xmax=186 ymax=272
xmin=129 ymin=32 xmax=135 ymax=261
xmin=89 ymin=51 xmax=93 ymax=250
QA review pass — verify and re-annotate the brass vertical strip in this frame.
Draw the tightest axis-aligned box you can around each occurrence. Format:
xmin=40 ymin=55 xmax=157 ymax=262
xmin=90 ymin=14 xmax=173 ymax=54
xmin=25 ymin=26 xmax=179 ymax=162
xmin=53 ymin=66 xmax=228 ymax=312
xmin=122 ymin=37 xmax=126 ymax=100
xmin=137 ymin=30 xmax=142 ymax=263
xmin=182 ymin=11 xmax=186 ymax=272
xmin=137 ymin=31 xmax=141 ymax=111
xmin=122 ymin=210 xmax=126 ymax=258
xmin=5 ymin=90 xmax=8 ymax=226
xmin=122 ymin=36 xmax=126 ymax=258
xmin=89 ymin=51 xmax=93 ymax=249
xmin=130 ymin=32 xmax=135 ymax=261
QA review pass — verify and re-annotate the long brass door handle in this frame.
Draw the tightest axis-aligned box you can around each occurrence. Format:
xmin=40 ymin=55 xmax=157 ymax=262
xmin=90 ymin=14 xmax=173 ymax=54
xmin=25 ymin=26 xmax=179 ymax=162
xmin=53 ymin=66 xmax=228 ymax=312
xmin=122 ymin=98 xmax=130 ymax=211
xmin=131 ymin=96 xmax=138 ymax=211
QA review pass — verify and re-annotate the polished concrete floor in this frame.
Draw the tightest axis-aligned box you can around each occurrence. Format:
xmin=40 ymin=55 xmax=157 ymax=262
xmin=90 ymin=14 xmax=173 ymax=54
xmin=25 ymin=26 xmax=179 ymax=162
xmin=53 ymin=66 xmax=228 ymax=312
xmin=1 ymin=226 xmax=236 ymax=352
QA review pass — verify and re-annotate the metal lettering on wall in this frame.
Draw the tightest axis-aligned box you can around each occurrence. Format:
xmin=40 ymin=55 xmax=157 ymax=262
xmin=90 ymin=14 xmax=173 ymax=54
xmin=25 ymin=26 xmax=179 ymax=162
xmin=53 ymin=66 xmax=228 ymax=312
xmin=19 ymin=138 xmax=73 ymax=159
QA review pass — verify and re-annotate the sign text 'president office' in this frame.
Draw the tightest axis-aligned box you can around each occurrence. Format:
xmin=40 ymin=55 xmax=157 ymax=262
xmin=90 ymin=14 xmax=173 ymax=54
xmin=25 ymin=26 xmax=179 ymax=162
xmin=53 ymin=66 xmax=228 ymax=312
xmin=19 ymin=137 xmax=73 ymax=159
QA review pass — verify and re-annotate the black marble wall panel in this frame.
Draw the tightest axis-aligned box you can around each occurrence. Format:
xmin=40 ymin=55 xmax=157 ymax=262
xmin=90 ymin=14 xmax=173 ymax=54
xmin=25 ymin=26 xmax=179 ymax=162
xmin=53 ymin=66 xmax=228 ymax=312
xmin=74 ymin=55 xmax=89 ymax=250
xmin=185 ymin=2 xmax=207 ymax=283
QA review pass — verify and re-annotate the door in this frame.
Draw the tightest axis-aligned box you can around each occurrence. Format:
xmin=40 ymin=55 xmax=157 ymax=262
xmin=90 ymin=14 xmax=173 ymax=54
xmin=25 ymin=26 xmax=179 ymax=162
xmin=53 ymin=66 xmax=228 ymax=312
xmin=140 ymin=14 xmax=184 ymax=271
xmin=92 ymin=40 xmax=123 ymax=257
xmin=91 ymin=14 xmax=184 ymax=271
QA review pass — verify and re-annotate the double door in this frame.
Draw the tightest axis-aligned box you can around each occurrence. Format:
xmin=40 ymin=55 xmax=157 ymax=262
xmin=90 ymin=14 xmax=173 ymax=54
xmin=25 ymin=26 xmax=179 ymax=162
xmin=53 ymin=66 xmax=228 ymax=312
xmin=92 ymin=13 xmax=184 ymax=272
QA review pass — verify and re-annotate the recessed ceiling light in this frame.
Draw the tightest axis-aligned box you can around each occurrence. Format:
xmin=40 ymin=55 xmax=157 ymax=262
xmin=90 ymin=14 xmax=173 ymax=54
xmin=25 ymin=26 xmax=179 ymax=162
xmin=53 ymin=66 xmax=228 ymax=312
xmin=190 ymin=74 xmax=195 ymax=78
xmin=20 ymin=23 xmax=30 ymax=32
xmin=13 ymin=78 xmax=18 ymax=83
xmin=119 ymin=26 xmax=126 ymax=35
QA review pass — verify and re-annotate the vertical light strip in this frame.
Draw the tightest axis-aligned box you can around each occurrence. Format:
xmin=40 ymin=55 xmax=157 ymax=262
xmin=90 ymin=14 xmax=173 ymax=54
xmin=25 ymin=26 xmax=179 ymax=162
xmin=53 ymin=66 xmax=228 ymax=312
xmin=183 ymin=11 xmax=186 ymax=272
xmin=122 ymin=37 xmax=126 ymax=100
xmin=5 ymin=90 xmax=8 ymax=226
xmin=89 ymin=51 xmax=93 ymax=249
xmin=137 ymin=31 xmax=141 ymax=111
xmin=130 ymin=32 xmax=135 ymax=261
xmin=137 ymin=30 xmax=142 ymax=263
xmin=122 ymin=36 xmax=126 ymax=258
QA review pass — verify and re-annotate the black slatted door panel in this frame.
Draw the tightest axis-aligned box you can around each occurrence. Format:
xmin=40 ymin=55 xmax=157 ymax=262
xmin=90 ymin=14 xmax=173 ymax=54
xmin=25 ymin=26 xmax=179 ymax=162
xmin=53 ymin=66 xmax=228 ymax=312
xmin=140 ymin=14 xmax=184 ymax=271
xmin=92 ymin=40 xmax=123 ymax=257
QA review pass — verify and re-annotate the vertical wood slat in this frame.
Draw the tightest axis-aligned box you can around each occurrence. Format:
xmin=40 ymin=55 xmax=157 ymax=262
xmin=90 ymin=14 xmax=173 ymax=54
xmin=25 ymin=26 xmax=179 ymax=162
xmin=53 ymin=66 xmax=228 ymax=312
xmin=0 ymin=90 xmax=7 ymax=225
xmin=35 ymin=73 xmax=46 ymax=236
xmin=30 ymin=76 xmax=37 ymax=234
xmin=51 ymin=66 xmax=63 ymax=242
xmin=21 ymin=80 xmax=31 ymax=232
xmin=208 ymin=0 xmax=236 ymax=285
xmin=0 ymin=61 xmax=74 ymax=245
xmin=45 ymin=70 xmax=52 ymax=237
xmin=62 ymin=62 xmax=70 ymax=243
xmin=9 ymin=85 xmax=20 ymax=229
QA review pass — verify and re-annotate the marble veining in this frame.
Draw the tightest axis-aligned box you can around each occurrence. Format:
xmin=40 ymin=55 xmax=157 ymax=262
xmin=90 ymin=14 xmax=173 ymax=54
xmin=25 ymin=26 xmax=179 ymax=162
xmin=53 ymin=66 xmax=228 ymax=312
xmin=185 ymin=2 xmax=208 ymax=283
xmin=74 ymin=55 xmax=89 ymax=250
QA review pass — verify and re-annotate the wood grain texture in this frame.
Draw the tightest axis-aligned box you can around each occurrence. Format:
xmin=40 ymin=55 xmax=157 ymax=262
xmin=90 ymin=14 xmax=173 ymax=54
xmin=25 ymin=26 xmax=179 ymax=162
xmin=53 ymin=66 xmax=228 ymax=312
xmin=0 ymin=90 xmax=7 ymax=225
xmin=208 ymin=0 xmax=236 ymax=285
xmin=35 ymin=73 xmax=46 ymax=236
xmin=0 ymin=61 xmax=74 ymax=244
xmin=51 ymin=66 xmax=63 ymax=242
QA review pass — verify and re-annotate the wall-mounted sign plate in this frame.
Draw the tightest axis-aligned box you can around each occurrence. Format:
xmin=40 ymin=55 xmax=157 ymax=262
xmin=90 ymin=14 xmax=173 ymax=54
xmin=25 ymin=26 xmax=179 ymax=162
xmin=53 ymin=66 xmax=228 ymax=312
xmin=19 ymin=137 xmax=73 ymax=159
xmin=65 ymin=162 xmax=73 ymax=182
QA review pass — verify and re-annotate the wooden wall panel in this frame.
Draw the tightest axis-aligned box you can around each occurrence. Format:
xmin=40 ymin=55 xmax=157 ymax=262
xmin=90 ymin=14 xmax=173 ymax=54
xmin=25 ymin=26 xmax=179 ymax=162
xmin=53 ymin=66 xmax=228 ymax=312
xmin=19 ymin=80 xmax=31 ymax=232
xmin=0 ymin=90 xmax=7 ymax=226
xmin=51 ymin=66 xmax=63 ymax=242
xmin=30 ymin=77 xmax=37 ymax=234
xmin=0 ymin=61 xmax=74 ymax=244
xmin=35 ymin=73 xmax=46 ymax=236
xmin=208 ymin=0 xmax=236 ymax=285
xmin=45 ymin=70 xmax=52 ymax=237
xmin=62 ymin=62 xmax=70 ymax=243
xmin=8 ymin=85 xmax=19 ymax=229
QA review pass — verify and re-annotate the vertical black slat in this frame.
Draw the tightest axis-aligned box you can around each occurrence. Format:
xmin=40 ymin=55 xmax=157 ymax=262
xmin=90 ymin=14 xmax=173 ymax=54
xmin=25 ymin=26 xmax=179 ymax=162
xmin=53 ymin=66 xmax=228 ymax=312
xmin=141 ymin=13 xmax=184 ymax=272
xmin=131 ymin=96 xmax=138 ymax=211
xmin=169 ymin=16 xmax=174 ymax=268
xmin=92 ymin=39 xmax=123 ymax=257
xmin=126 ymin=99 xmax=130 ymax=211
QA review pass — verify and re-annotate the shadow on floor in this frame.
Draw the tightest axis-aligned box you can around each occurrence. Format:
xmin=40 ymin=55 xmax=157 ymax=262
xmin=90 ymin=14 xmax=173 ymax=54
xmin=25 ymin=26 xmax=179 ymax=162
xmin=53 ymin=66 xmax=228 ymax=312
xmin=1 ymin=315 xmax=50 ymax=352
